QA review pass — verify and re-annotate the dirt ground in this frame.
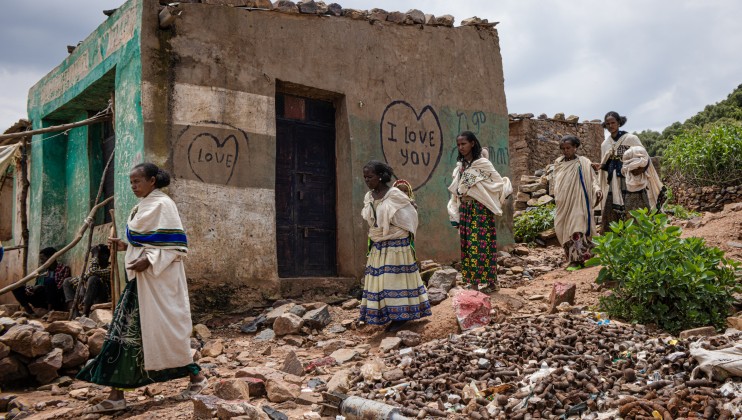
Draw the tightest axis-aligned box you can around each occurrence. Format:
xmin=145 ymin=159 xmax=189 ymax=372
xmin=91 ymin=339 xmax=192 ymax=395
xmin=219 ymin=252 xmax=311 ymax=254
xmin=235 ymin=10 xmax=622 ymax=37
xmin=2 ymin=203 xmax=741 ymax=419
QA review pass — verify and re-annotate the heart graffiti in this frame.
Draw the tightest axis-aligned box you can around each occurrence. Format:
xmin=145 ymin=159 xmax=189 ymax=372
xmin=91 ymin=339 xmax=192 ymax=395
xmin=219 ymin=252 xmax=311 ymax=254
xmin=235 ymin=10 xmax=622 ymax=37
xmin=379 ymin=101 xmax=443 ymax=190
xmin=187 ymin=132 xmax=240 ymax=185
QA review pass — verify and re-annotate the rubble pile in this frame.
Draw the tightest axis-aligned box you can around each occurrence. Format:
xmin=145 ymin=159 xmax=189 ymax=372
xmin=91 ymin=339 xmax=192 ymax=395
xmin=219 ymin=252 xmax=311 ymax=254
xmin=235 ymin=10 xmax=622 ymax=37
xmin=346 ymin=313 xmax=741 ymax=419
xmin=237 ymin=301 xmax=340 ymax=340
xmin=0 ymin=304 xmax=112 ymax=387
xmin=514 ymin=172 xmax=554 ymax=212
xmin=197 ymin=0 xmax=499 ymax=30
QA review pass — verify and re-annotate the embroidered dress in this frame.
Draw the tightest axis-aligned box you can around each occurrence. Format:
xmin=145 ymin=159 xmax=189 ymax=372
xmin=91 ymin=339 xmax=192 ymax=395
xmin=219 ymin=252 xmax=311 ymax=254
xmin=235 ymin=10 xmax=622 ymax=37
xmin=359 ymin=188 xmax=431 ymax=325
xmin=447 ymin=157 xmax=512 ymax=289
xmin=459 ymin=199 xmax=498 ymax=288
xmin=77 ymin=189 xmax=199 ymax=388
xmin=553 ymin=155 xmax=601 ymax=264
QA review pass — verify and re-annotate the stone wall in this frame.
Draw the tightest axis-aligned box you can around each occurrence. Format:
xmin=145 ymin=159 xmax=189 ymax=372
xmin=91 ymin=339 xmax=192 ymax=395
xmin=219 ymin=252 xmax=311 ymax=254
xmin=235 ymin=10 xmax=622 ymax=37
xmin=509 ymin=114 xmax=603 ymax=191
xmin=665 ymin=180 xmax=742 ymax=212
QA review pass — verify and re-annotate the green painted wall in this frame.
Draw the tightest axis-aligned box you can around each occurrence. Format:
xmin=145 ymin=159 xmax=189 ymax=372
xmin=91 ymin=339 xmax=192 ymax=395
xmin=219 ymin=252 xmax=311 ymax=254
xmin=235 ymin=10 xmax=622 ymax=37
xmin=64 ymin=114 xmax=94 ymax=268
xmin=25 ymin=0 xmax=144 ymax=270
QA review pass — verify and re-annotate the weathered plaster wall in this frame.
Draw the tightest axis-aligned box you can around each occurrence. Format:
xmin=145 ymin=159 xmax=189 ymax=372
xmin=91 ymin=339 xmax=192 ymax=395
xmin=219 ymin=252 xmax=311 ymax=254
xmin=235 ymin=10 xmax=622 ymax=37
xmin=25 ymin=0 xmax=144 ymax=274
xmin=139 ymin=2 xmax=509 ymax=311
xmin=0 ymin=169 xmax=24 ymax=304
xmin=509 ymin=118 xmax=603 ymax=190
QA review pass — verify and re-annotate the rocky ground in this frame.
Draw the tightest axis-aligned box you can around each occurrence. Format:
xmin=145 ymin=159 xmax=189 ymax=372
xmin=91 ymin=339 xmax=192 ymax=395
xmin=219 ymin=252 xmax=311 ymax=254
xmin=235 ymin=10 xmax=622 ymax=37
xmin=1 ymin=203 xmax=741 ymax=420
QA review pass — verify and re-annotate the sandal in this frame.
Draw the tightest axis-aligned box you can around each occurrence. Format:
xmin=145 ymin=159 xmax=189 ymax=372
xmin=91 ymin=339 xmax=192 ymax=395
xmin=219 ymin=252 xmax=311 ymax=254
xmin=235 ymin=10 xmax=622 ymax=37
xmin=174 ymin=377 xmax=208 ymax=401
xmin=81 ymin=399 xmax=126 ymax=414
xmin=478 ymin=284 xmax=499 ymax=294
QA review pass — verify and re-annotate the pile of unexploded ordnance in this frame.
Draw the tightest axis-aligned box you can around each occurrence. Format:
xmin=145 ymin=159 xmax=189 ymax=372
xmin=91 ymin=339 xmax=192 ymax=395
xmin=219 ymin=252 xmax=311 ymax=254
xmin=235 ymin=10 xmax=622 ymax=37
xmin=341 ymin=312 xmax=742 ymax=419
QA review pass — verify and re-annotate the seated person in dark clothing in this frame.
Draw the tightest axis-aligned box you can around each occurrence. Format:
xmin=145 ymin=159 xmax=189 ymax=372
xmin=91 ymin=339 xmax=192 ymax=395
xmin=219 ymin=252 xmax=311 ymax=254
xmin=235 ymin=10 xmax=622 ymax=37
xmin=13 ymin=247 xmax=71 ymax=314
xmin=62 ymin=244 xmax=111 ymax=317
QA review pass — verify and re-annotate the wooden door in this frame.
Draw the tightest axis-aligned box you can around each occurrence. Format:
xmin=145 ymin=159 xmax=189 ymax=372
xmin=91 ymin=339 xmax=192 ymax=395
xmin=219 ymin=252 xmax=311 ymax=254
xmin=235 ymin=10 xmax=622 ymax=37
xmin=275 ymin=94 xmax=336 ymax=277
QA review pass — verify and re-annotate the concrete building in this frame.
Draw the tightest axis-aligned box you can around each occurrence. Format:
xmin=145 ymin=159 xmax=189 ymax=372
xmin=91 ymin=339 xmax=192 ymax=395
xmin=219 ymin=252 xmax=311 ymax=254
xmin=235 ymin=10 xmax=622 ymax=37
xmin=1 ymin=0 xmax=511 ymax=311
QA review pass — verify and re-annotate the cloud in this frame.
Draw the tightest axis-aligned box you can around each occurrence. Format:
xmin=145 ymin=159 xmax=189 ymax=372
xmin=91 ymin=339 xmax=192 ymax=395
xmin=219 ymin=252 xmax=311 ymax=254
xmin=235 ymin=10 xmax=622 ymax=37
xmin=1 ymin=0 xmax=741 ymax=133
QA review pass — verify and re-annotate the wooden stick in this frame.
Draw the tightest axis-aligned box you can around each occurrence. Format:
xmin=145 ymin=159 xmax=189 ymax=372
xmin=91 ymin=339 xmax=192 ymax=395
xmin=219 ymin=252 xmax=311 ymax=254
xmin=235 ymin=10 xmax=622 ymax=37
xmin=1 ymin=245 xmax=26 ymax=251
xmin=0 ymin=196 xmax=113 ymax=296
xmin=109 ymin=209 xmax=122 ymax=312
xmin=19 ymin=138 xmax=29 ymax=276
xmin=70 ymin=151 xmax=115 ymax=319
xmin=0 ymin=114 xmax=112 ymax=143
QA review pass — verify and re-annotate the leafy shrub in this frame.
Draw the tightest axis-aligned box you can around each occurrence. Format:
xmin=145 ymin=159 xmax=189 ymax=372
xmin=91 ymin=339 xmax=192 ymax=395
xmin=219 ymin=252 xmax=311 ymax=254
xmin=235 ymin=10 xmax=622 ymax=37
xmin=662 ymin=123 xmax=742 ymax=187
xmin=663 ymin=204 xmax=700 ymax=220
xmin=513 ymin=204 xmax=555 ymax=243
xmin=587 ymin=209 xmax=740 ymax=333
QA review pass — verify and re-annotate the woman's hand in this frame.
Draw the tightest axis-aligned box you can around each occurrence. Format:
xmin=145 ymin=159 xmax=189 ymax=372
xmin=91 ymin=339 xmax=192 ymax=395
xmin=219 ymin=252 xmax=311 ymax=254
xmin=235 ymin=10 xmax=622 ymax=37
xmin=127 ymin=256 xmax=151 ymax=272
xmin=108 ymin=237 xmax=127 ymax=251
xmin=591 ymin=162 xmax=601 ymax=171
xmin=596 ymin=191 xmax=604 ymax=203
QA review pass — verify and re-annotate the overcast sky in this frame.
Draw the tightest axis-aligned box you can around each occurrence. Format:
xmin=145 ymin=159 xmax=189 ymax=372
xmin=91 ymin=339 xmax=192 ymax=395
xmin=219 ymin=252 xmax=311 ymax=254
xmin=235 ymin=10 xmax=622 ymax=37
xmin=1 ymin=0 xmax=740 ymax=132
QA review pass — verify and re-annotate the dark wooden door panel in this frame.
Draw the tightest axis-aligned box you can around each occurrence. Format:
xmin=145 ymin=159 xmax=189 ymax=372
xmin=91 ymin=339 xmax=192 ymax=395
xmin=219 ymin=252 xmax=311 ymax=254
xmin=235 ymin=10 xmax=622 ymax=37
xmin=299 ymin=227 xmax=336 ymax=276
xmin=275 ymin=94 xmax=337 ymax=278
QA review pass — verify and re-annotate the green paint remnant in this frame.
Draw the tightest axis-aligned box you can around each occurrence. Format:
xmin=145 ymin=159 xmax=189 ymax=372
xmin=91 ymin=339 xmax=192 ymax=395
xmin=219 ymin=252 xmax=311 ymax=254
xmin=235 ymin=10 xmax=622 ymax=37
xmin=26 ymin=0 xmax=145 ymax=271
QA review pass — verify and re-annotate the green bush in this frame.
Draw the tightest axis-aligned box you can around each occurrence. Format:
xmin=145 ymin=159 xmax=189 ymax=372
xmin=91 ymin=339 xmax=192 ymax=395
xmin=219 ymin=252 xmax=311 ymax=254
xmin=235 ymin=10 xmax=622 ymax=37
xmin=587 ymin=209 xmax=740 ymax=333
xmin=664 ymin=204 xmax=700 ymax=220
xmin=662 ymin=123 xmax=742 ymax=187
xmin=513 ymin=203 xmax=555 ymax=243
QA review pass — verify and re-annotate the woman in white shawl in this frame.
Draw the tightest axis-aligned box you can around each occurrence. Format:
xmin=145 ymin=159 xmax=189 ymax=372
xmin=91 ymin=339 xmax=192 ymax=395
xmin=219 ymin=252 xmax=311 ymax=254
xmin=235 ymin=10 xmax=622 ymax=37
xmin=78 ymin=163 xmax=205 ymax=414
xmin=553 ymin=136 xmax=603 ymax=268
xmin=360 ymin=161 xmax=431 ymax=332
xmin=593 ymin=111 xmax=658 ymax=231
xmin=447 ymin=131 xmax=512 ymax=293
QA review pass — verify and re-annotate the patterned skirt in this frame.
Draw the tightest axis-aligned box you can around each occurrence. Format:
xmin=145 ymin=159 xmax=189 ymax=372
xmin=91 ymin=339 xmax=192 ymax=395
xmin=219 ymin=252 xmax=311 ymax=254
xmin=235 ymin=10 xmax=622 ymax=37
xmin=76 ymin=280 xmax=200 ymax=389
xmin=359 ymin=237 xmax=432 ymax=325
xmin=602 ymin=189 xmax=650 ymax=233
xmin=563 ymin=232 xmax=595 ymax=265
xmin=459 ymin=200 xmax=498 ymax=288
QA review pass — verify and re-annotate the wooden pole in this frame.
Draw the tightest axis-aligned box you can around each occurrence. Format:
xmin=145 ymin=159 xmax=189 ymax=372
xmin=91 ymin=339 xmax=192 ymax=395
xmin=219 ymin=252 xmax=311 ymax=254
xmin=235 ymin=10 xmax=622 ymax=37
xmin=0 ymin=114 xmax=112 ymax=144
xmin=109 ymin=209 xmax=122 ymax=312
xmin=0 ymin=196 xmax=113 ymax=296
xmin=19 ymin=138 xmax=29 ymax=277
xmin=2 ymin=245 xmax=26 ymax=251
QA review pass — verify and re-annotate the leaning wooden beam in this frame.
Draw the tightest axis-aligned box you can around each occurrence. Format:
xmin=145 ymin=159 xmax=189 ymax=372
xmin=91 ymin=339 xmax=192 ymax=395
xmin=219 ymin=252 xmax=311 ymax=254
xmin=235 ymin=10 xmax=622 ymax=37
xmin=0 ymin=114 xmax=112 ymax=144
xmin=0 ymin=196 xmax=113 ymax=296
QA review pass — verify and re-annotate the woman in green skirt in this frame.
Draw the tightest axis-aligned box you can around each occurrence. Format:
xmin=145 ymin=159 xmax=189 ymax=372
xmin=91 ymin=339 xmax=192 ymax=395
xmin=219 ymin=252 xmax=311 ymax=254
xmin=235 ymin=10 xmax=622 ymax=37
xmin=447 ymin=132 xmax=512 ymax=293
xmin=77 ymin=163 xmax=206 ymax=414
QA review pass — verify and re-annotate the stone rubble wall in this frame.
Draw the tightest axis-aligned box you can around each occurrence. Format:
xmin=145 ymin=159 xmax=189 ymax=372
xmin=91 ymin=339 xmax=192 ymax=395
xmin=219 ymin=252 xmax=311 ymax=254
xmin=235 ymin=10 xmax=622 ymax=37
xmin=509 ymin=114 xmax=604 ymax=192
xmin=196 ymin=0 xmax=496 ymax=29
xmin=665 ymin=179 xmax=742 ymax=212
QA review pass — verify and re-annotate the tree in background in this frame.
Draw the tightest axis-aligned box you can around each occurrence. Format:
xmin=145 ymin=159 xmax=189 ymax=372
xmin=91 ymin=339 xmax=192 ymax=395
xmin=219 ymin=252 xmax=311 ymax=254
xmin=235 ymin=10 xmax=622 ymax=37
xmin=635 ymin=84 xmax=742 ymax=156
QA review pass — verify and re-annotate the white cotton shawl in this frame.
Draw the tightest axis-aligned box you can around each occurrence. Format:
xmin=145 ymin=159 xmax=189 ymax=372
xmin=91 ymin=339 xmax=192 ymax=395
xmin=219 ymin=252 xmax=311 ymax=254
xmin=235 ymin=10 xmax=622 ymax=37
xmin=125 ymin=189 xmax=193 ymax=371
xmin=361 ymin=187 xmax=418 ymax=242
xmin=597 ymin=133 xmax=643 ymax=208
xmin=447 ymin=157 xmax=512 ymax=223
xmin=553 ymin=156 xmax=600 ymax=245
xmin=621 ymin=145 xmax=664 ymax=209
